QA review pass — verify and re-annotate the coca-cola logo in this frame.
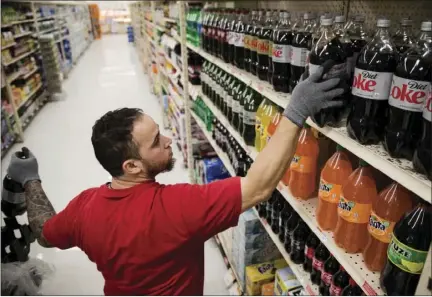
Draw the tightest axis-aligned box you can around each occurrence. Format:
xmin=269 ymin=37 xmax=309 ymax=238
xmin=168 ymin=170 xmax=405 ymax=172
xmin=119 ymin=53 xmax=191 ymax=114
xmin=251 ymin=38 xmax=258 ymax=49
xmin=272 ymin=45 xmax=283 ymax=58
xmin=352 ymin=71 xmax=377 ymax=92
xmin=390 ymin=80 xmax=429 ymax=105
xmin=257 ymin=40 xmax=269 ymax=52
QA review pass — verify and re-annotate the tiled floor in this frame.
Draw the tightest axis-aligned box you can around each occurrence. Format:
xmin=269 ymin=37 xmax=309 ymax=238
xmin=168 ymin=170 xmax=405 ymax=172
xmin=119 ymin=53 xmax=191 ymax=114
xmin=1 ymin=35 xmax=228 ymax=295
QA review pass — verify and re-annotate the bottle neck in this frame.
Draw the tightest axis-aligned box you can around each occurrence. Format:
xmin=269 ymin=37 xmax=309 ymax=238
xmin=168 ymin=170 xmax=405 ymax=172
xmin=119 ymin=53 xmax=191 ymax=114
xmin=321 ymin=25 xmax=335 ymax=40
xmin=419 ymin=30 xmax=432 ymax=43
xmin=400 ymin=25 xmax=413 ymax=35
xmin=374 ymin=26 xmax=392 ymax=42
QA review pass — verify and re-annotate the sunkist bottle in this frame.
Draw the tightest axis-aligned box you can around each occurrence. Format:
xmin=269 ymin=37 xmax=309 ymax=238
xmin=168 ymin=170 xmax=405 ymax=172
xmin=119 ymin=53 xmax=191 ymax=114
xmin=316 ymin=145 xmax=353 ymax=231
xmin=256 ymin=11 xmax=274 ymax=81
xmin=311 ymin=242 xmax=330 ymax=285
xmin=244 ymin=10 xmax=257 ymax=72
xmin=308 ymin=17 xmax=349 ymax=127
xmin=334 ymin=159 xmax=377 ymax=253
xmin=303 ymin=232 xmax=320 ymax=273
xmin=347 ymin=19 xmax=397 ymax=145
xmin=259 ymin=100 xmax=278 ymax=152
xmin=289 ymin=12 xmax=315 ymax=92
xmin=413 ymin=86 xmax=432 ymax=180
xmin=243 ymin=90 xmax=263 ymax=146
xmin=380 ymin=203 xmax=432 ymax=296
xmin=363 ymin=182 xmax=413 ymax=272
xmin=288 ymin=123 xmax=319 ymax=200
xmin=290 ymin=221 xmax=311 ymax=264
xmin=254 ymin=98 xmax=268 ymax=151
xmin=250 ymin=10 xmax=264 ymax=74
xmin=272 ymin=10 xmax=292 ymax=93
xmin=319 ymin=254 xmax=340 ymax=296
xmin=384 ymin=21 xmax=432 ymax=160
xmin=330 ymin=267 xmax=350 ymax=296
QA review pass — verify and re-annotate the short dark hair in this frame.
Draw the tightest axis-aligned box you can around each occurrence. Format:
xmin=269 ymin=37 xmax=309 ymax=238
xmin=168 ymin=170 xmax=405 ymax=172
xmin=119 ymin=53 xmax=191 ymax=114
xmin=91 ymin=108 xmax=143 ymax=177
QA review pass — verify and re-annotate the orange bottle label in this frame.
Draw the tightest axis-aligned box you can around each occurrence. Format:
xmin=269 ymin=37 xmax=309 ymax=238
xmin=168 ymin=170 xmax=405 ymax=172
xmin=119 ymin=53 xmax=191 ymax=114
xmin=337 ymin=196 xmax=372 ymax=224
xmin=318 ymin=178 xmax=342 ymax=203
xmin=290 ymin=154 xmax=314 ymax=173
xmin=367 ymin=210 xmax=396 ymax=243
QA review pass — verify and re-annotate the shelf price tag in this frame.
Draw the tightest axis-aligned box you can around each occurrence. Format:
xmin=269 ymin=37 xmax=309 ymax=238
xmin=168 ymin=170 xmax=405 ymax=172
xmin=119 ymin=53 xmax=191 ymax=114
xmin=362 ymin=281 xmax=377 ymax=296
xmin=305 ymin=284 xmax=316 ymax=296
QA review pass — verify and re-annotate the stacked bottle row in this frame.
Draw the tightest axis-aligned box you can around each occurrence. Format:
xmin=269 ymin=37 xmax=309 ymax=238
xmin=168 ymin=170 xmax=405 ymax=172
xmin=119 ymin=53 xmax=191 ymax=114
xmin=199 ymin=8 xmax=432 ymax=181
xmin=256 ymin=193 xmax=362 ymax=296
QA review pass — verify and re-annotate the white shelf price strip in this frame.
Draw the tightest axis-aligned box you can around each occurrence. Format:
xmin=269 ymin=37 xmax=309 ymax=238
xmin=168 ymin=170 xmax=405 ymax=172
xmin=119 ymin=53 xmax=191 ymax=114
xmin=186 ymin=41 xmax=431 ymax=204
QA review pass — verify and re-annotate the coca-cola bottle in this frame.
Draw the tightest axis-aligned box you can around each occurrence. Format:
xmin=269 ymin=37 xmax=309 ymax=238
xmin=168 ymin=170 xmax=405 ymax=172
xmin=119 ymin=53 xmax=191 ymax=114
xmin=270 ymin=192 xmax=284 ymax=234
xmin=201 ymin=8 xmax=210 ymax=52
xmin=341 ymin=278 xmax=363 ymax=296
xmin=393 ymin=18 xmax=415 ymax=56
xmin=311 ymin=243 xmax=330 ymax=285
xmin=308 ymin=18 xmax=349 ymax=127
xmin=290 ymin=221 xmax=311 ymax=264
xmin=256 ymin=11 xmax=274 ymax=81
xmin=319 ymin=254 xmax=340 ymax=296
xmin=217 ymin=9 xmax=228 ymax=60
xmin=279 ymin=200 xmax=292 ymax=242
xmin=289 ymin=12 xmax=315 ymax=92
xmin=283 ymin=211 xmax=299 ymax=253
xmin=330 ymin=267 xmax=350 ymax=296
xmin=265 ymin=192 xmax=277 ymax=222
xmin=334 ymin=15 xmax=354 ymax=78
xmin=267 ymin=10 xmax=282 ymax=84
xmin=347 ymin=19 xmax=397 ymax=144
xmin=413 ymin=81 xmax=432 ymax=180
xmin=303 ymin=232 xmax=320 ymax=272
xmin=227 ymin=10 xmax=238 ymax=64
xmin=347 ymin=15 xmax=368 ymax=74
xmin=234 ymin=10 xmax=247 ymax=69
xmin=384 ymin=21 xmax=432 ymax=160
xmin=250 ymin=10 xmax=264 ymax=74
xmin=271 ymin=11 xmax=292 ymax=93
xmin=244 ymin=10 xmax=257 ymax=72
xmin=231 ymin=81 xmax=245 ymax=128
xmin=210 ymin=10 xmax=221 ymax=56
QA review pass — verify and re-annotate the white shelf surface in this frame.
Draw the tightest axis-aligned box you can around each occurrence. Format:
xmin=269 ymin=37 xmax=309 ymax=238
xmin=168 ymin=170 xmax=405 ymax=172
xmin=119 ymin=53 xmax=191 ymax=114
xmin=195 ymin=87 xmax=384 ymax=296
xmin=186 ymin=41 xmax=431 ymax=204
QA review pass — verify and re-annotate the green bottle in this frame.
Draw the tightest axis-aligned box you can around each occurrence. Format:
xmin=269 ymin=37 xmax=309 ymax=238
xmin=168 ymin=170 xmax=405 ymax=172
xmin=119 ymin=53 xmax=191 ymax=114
xmin=242 ymin=90 xmax=263 ymax=145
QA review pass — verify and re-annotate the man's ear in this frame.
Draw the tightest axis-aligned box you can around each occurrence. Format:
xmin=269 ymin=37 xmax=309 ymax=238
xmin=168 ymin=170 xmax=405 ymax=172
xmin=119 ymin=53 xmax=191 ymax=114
xmin=122 ymin=159 xmax=143 ymax=175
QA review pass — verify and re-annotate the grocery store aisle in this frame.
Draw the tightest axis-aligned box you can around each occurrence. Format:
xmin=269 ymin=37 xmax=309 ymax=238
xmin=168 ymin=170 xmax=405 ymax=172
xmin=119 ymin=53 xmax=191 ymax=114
xmin=1 ymin=35 xmax=228 ymax=295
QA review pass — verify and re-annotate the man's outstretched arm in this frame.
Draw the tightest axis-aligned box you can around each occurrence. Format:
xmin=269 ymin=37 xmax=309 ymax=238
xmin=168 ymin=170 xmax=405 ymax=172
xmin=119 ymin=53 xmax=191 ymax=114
xmin=24 ymin=181 xmax=56 ymax=247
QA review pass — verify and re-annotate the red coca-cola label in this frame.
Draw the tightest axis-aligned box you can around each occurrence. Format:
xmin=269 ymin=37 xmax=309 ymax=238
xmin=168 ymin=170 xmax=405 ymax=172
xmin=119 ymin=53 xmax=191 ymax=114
xmin=304 ymin=246 xmax=315 ymax=259
xmin=321 ymin=271 xmax=333 ymax=285
xmin=389 ymin=75 xmax=430 ymax=112
xmin=330 ymin=284 xmax=342 ymax=296
xmin=351 ymin=68 xmax=393 ymax=100
xmin=257 ymin=39 xmax=269 ymax=55
xmin=250 ymin=37 xmax=258 ymax=51
xmin=312 ymin=258 xmax=324 ymax=271
xmin=424 ymin=93 xmax=432 ymax=122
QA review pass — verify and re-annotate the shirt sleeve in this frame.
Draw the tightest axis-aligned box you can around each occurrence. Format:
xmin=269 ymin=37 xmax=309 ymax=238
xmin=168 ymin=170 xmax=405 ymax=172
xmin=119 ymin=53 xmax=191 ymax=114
xmin=161 ymin=177 xmax=242 ymax=241
xmin=42 ymin=195 xmax=82 ymax=250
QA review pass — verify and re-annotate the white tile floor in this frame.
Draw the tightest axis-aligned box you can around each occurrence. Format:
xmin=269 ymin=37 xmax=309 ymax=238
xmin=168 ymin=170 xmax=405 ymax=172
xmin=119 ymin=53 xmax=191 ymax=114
xmin=1 ymin=35 xmax=229 ymax=295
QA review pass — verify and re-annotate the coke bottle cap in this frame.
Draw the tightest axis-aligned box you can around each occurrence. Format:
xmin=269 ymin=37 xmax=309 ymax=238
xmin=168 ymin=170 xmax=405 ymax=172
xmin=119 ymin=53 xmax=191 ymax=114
xmin=354 ymin=14 xmax=365 ymax=22
xmin=321 ymin=18 xmax=333 ymax=26
xmin=377 ymin=18 xmax=391 ymax=27
xmin=421 ymin=21 xmax=432 ymax=32
xmin=400 ymin=18 xmax=413 ymax=26
xmin=283 ymin=11 xmax=290 ymax=19
xmin=304 ymin=12 xmax=314 ymax=20
xmin=266 ymin=10 xmax=272 ymax=17
xmin=335 ymin=15 xmax=345 ymax=23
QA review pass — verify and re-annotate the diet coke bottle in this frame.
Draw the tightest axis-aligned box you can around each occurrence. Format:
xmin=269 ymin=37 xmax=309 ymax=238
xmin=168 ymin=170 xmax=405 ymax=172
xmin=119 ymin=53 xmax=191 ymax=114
xmin=347 ymin=19 xmax=397 ymax=144
xmin=384 ymin=21 xmax=432 ymax=159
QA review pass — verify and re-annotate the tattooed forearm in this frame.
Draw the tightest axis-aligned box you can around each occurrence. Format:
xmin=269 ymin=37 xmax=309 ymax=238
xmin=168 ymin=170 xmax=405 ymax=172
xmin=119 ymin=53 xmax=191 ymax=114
xmin=24 ymin=180 xmax=56 ymax=247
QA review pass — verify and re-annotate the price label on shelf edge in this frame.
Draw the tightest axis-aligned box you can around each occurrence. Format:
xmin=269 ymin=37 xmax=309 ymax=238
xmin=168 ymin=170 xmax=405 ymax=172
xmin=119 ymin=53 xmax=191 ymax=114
xmin=362 ymin=281 xmax=377 ymax=296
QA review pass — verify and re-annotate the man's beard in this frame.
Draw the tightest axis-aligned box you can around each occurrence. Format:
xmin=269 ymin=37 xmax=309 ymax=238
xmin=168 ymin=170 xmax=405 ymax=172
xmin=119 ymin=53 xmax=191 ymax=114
xmin=145 ymin=156 xmax=176 ymax=177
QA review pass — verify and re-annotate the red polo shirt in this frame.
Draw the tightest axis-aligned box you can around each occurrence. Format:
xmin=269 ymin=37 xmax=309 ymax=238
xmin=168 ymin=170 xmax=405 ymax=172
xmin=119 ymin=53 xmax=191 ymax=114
xmin=43 ymin=177 xmax=242 ymax=295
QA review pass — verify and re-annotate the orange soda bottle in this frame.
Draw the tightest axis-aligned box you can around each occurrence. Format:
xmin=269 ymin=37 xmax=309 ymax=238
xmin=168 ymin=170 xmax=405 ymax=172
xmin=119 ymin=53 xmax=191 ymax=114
xmin=362 ymin=182 xmax=412 ymax=272
xmin=288 ymin=123 xmax=319 ymax=200
xmin=265 ymin=107 xmax=282 ymax=144
xmin=316 ymin=145 xmax=353 ymax=231
xmin=334 ymin=159 xmax=377 ymax=253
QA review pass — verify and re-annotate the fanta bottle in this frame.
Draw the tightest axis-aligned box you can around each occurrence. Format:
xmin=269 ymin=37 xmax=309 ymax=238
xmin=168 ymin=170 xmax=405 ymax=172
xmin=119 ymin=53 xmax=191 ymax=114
xmin=334 ymin=159 xmax=377 ymax=253
xmin=266 ymin=107 xmax=282 ymax=144
xmin=362 ymin=182 xmax=412 ymax=272
xmin=260 ymin=101 xmax=278 ymax=151
xmin=255 ymin=99 xmax=269 ymax=151
xmin=288 ymin=123 xmax=319 ymax=200
xmin=282 ymin=168 xmax=291 ymax=186
xmin=316 ymin=145 xmax=353 ymax=231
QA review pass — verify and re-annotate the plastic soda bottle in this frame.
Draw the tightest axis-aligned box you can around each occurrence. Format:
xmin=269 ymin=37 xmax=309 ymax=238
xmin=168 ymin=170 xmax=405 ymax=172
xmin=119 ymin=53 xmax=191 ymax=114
xmin=288 ymin=123 xmax=319 ymax=200
xmin=316 ymin=145 xmax=353 ymax=231
xmin=254 ymin=98 xmax=268 ymax=151
xmin=266 ymin=107 xmax=282 ymax=145
xmin=363 ymin=182 xmax=412 ymax=272
xmin=259 ymin=101 xmax=278 ymax=151
xmin=334 ymin=159 xmax=377 ymax=253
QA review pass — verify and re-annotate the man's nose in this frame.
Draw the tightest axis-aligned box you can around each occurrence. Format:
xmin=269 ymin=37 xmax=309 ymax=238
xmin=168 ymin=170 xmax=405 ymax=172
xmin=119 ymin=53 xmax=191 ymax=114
xmin=165 ymin=136 xmax=172 ymax=147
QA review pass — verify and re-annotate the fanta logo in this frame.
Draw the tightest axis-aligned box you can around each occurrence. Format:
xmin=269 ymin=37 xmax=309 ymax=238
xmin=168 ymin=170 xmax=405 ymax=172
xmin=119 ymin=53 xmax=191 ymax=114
xmin=257 ymin=263 xmax=273 ymax=274
xmin=338 ymin=198 xmax=354 ymax=211
xmin=353 ymin=71 xmax=377 ymax=92
xmin=292 ymin=155 xmax=300 ymax=164
xmin=391 ymin=81 xmax=428 ymax=104
xmin=319 ymin=183 xmax=332 ymax=192
xmin=369 ymin=215 xmax=389 ymax=231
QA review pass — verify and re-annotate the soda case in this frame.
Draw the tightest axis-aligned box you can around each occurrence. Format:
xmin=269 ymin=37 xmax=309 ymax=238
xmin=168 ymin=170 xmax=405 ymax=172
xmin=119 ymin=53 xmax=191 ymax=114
xmin=347 ymin=19 xmax=397 ymax=145
xmin=273 ymin=267 xmax=302 ymax=295
xmin=245 ymin=259 xmax=288 ymax=296
xmin=384 ymin=21 xmax=432 ymax=160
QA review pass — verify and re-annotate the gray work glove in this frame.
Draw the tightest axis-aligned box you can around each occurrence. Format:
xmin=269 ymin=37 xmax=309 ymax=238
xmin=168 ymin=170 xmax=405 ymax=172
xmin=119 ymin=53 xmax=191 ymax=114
xmin=7 ymin=147 xmax=40 ymax=186
xmin=284 ymin=60 xmax=345 ymax=127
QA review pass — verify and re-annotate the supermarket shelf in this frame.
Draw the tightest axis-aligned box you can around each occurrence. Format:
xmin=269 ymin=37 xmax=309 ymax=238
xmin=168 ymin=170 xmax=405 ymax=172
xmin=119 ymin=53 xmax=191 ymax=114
xmin=16 ymin=83 xmax=43 ymax=111
xmin=1 ymin=19 xmax=35 ymax=28
xmin=2 ymin=42 xmax=17 ymax=50
xmin=197 ymin=87 xmax=384 ymax=296
xmin=1 ymin=136 xmax=17 ymax=160
xmin=186 ymin=41 xmax=431 ymax=203
xmin=251 ymin=207 xmax=319 ymax=296
xmin=21 ymin=91 xmax=48 ymax=131
xmin=22 ymin=67 xmax=39 ymax=80
xmin=37 ymin=16 xmax=55 ymax=21
xmin=7 ymin=71 xmax=22 ymax=84
xmin=14 ymin=31 xmax=32 ymax=39
xmin=2 ymin=48 xmax=38 ymax=67
xmin=38 ymin=27 xmax=59 ymax=35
